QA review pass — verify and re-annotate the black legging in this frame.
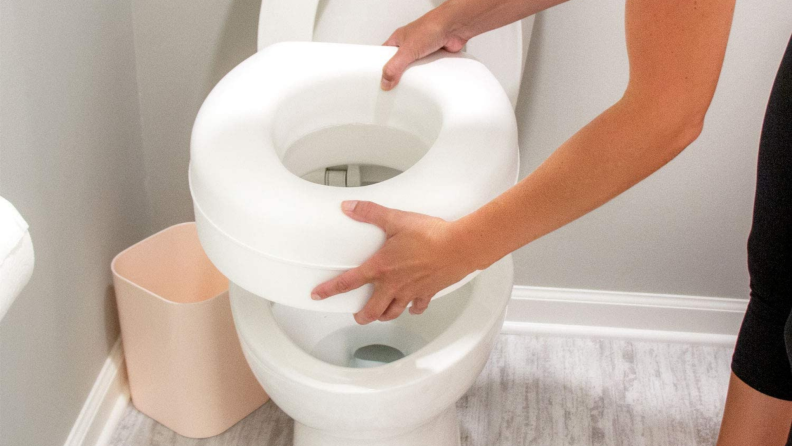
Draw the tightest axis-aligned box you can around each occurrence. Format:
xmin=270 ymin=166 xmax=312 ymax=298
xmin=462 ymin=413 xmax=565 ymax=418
xmin=731 ymin=34 xmax=792 ymax=401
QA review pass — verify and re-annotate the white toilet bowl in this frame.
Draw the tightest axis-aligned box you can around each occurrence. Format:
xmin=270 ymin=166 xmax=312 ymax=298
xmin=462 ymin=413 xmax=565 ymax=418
xmin=230 ymin=255 xmax=514 ymax=446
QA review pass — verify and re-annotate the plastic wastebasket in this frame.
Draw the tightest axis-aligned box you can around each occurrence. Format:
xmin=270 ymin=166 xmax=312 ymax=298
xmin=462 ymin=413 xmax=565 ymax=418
xmin=111 ymin=222 xmax=268 ymax=438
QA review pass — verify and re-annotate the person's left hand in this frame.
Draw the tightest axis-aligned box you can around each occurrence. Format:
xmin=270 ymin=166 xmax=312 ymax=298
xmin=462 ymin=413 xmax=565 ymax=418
xmin=310 ymin=200 xmax=477 ymax=325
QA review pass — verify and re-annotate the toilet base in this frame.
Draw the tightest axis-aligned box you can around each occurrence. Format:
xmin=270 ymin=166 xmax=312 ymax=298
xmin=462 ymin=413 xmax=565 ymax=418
xmin=293 ymin=405 xmax=461 ymax=446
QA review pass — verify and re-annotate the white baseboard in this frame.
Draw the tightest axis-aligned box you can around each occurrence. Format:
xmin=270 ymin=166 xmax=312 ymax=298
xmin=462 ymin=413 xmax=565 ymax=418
xmin=501 ymin=322 xmax=741 ymax=346
xmin=64 ymin=338 xmax=130 ymax=446
xmin=503 ymin=285 xmax=747 ymax=346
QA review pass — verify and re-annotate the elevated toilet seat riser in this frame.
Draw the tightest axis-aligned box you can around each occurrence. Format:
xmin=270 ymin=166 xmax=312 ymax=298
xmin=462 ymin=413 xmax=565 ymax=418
xmin=190 ymin=42 xmax=518 ymax=312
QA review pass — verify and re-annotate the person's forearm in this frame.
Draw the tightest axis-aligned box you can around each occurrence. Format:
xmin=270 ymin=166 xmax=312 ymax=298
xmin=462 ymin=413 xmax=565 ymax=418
xmin=434 ymin=0 xmax=569 ymax=41
xmin=453 ymin=93 xmax=705 ymax=270
xmin=451 ymin=0 xmax=735 ymax=270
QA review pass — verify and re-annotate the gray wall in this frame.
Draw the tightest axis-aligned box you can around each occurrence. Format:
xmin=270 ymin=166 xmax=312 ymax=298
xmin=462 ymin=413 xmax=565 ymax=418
xmin=128 ymin=0 xmax=792 ymax=300
xmin=0 ymin=1 xmax=149 ymax=445
xmin=512 ymin=0 xmax=792 ymax=298
xmin=131 ymin=0 xmax=260 ymax=231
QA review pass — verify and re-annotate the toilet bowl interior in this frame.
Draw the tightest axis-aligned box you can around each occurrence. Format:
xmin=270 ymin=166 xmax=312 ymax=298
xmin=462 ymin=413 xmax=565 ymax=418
xmin=270 ymin=281 xmax=474 ymax=368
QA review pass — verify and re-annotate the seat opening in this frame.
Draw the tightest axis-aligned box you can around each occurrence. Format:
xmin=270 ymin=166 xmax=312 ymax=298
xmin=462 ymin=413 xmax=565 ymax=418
xmin=271 ymin=76 xmax=443 ymax=187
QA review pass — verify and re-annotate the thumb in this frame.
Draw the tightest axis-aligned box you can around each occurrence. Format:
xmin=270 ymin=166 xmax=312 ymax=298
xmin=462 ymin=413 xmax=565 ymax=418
xmin=381 ymin=47 xmax=415 ymax=91
xmin=341 ymin=200 xmax=394 ymax=231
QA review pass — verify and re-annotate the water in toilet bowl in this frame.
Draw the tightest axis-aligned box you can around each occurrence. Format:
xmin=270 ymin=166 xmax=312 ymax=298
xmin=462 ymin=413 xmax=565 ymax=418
xmin=311 ymin=324 xmax=423 ymax=368
xmin=351 ymin=344 xmax=406 ymax=368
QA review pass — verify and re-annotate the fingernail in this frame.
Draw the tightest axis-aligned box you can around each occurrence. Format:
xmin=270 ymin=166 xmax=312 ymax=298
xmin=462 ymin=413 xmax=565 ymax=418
xmin=311 ymin=292 xmax=321 ymax=300
xmin=380 ymin=79 xmax=393 ymax=90
xmin=341 ymin=200 xmax=358 ymax=212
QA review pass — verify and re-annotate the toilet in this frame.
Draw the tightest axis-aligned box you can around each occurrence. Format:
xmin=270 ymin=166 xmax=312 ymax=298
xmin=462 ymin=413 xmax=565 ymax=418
xmin=189 ymin=1 xmax=532 ymax=444
xmin=230 ymin=256 xmax=514 ymax=446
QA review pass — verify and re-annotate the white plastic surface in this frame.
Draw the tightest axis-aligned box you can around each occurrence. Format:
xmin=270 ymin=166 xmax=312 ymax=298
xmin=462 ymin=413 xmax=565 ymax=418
xmin=0 ymin=196 xmax=34 ymax=322
xmin=257 ymin=0 xmax=533 ymax=108
xmin=190 ymin=42 xmax=518 ymax=312
xmin=230 ymin=255 xmax=514 ymax=444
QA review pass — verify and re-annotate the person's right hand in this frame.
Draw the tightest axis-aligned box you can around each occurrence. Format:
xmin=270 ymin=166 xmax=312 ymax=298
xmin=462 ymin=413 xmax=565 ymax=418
xmin=380 ymin=10 xmax=468 ymax=91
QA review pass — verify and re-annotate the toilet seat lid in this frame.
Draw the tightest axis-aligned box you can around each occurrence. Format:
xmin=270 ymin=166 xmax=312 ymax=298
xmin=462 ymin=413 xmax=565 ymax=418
xmin=257 ymin=0 xmax=530 ymax=108
xmin=189 ymin=42 xmax=519 ymax=270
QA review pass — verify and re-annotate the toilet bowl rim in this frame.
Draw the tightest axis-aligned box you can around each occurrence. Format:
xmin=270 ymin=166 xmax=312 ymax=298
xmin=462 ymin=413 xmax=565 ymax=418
xmin=230 ymin=255 xmax=514 ymax=392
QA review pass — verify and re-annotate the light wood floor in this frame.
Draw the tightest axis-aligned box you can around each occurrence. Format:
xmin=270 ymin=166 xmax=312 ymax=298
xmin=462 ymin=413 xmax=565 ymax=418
xmin=109 ymin=334 xmax=733 ymax=446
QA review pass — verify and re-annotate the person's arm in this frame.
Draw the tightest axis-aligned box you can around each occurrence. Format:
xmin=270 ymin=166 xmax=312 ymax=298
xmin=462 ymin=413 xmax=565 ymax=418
xmin=312 ymin=0 xmax=736 ymax=325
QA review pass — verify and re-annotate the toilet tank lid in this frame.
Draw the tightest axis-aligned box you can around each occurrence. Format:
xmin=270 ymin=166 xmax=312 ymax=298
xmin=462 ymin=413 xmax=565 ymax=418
xmin=189 ymin=42 xmax=519 ymax=270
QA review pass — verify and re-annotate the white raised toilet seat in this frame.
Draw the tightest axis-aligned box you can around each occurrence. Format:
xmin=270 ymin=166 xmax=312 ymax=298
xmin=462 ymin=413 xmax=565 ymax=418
xmin=190 ymin=42 xmax=519 ymax=312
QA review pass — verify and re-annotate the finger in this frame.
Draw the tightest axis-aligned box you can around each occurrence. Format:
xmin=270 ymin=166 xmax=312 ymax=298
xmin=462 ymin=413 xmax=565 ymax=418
xmin=311 ymin=263 xmax=374 ymax=300
xmin=383 ymin=31 xmax=400 ymax=47
xmin=381 ymin=47 xmax=415 ymax=91
xmin=341 ymin=200 xmax=394 ymax=231
xmin=409 ymin=296 xmax=432 ymax=315
xmin=379 ymin=298 xmax=409 ymax=321
xmin=355 ymin=287 xmax=395 ymax=325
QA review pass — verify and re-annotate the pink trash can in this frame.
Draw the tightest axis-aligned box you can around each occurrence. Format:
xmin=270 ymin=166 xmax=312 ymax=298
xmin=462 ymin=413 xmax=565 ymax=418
xmin=111 ymin=222 xmax=268 ymax=438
